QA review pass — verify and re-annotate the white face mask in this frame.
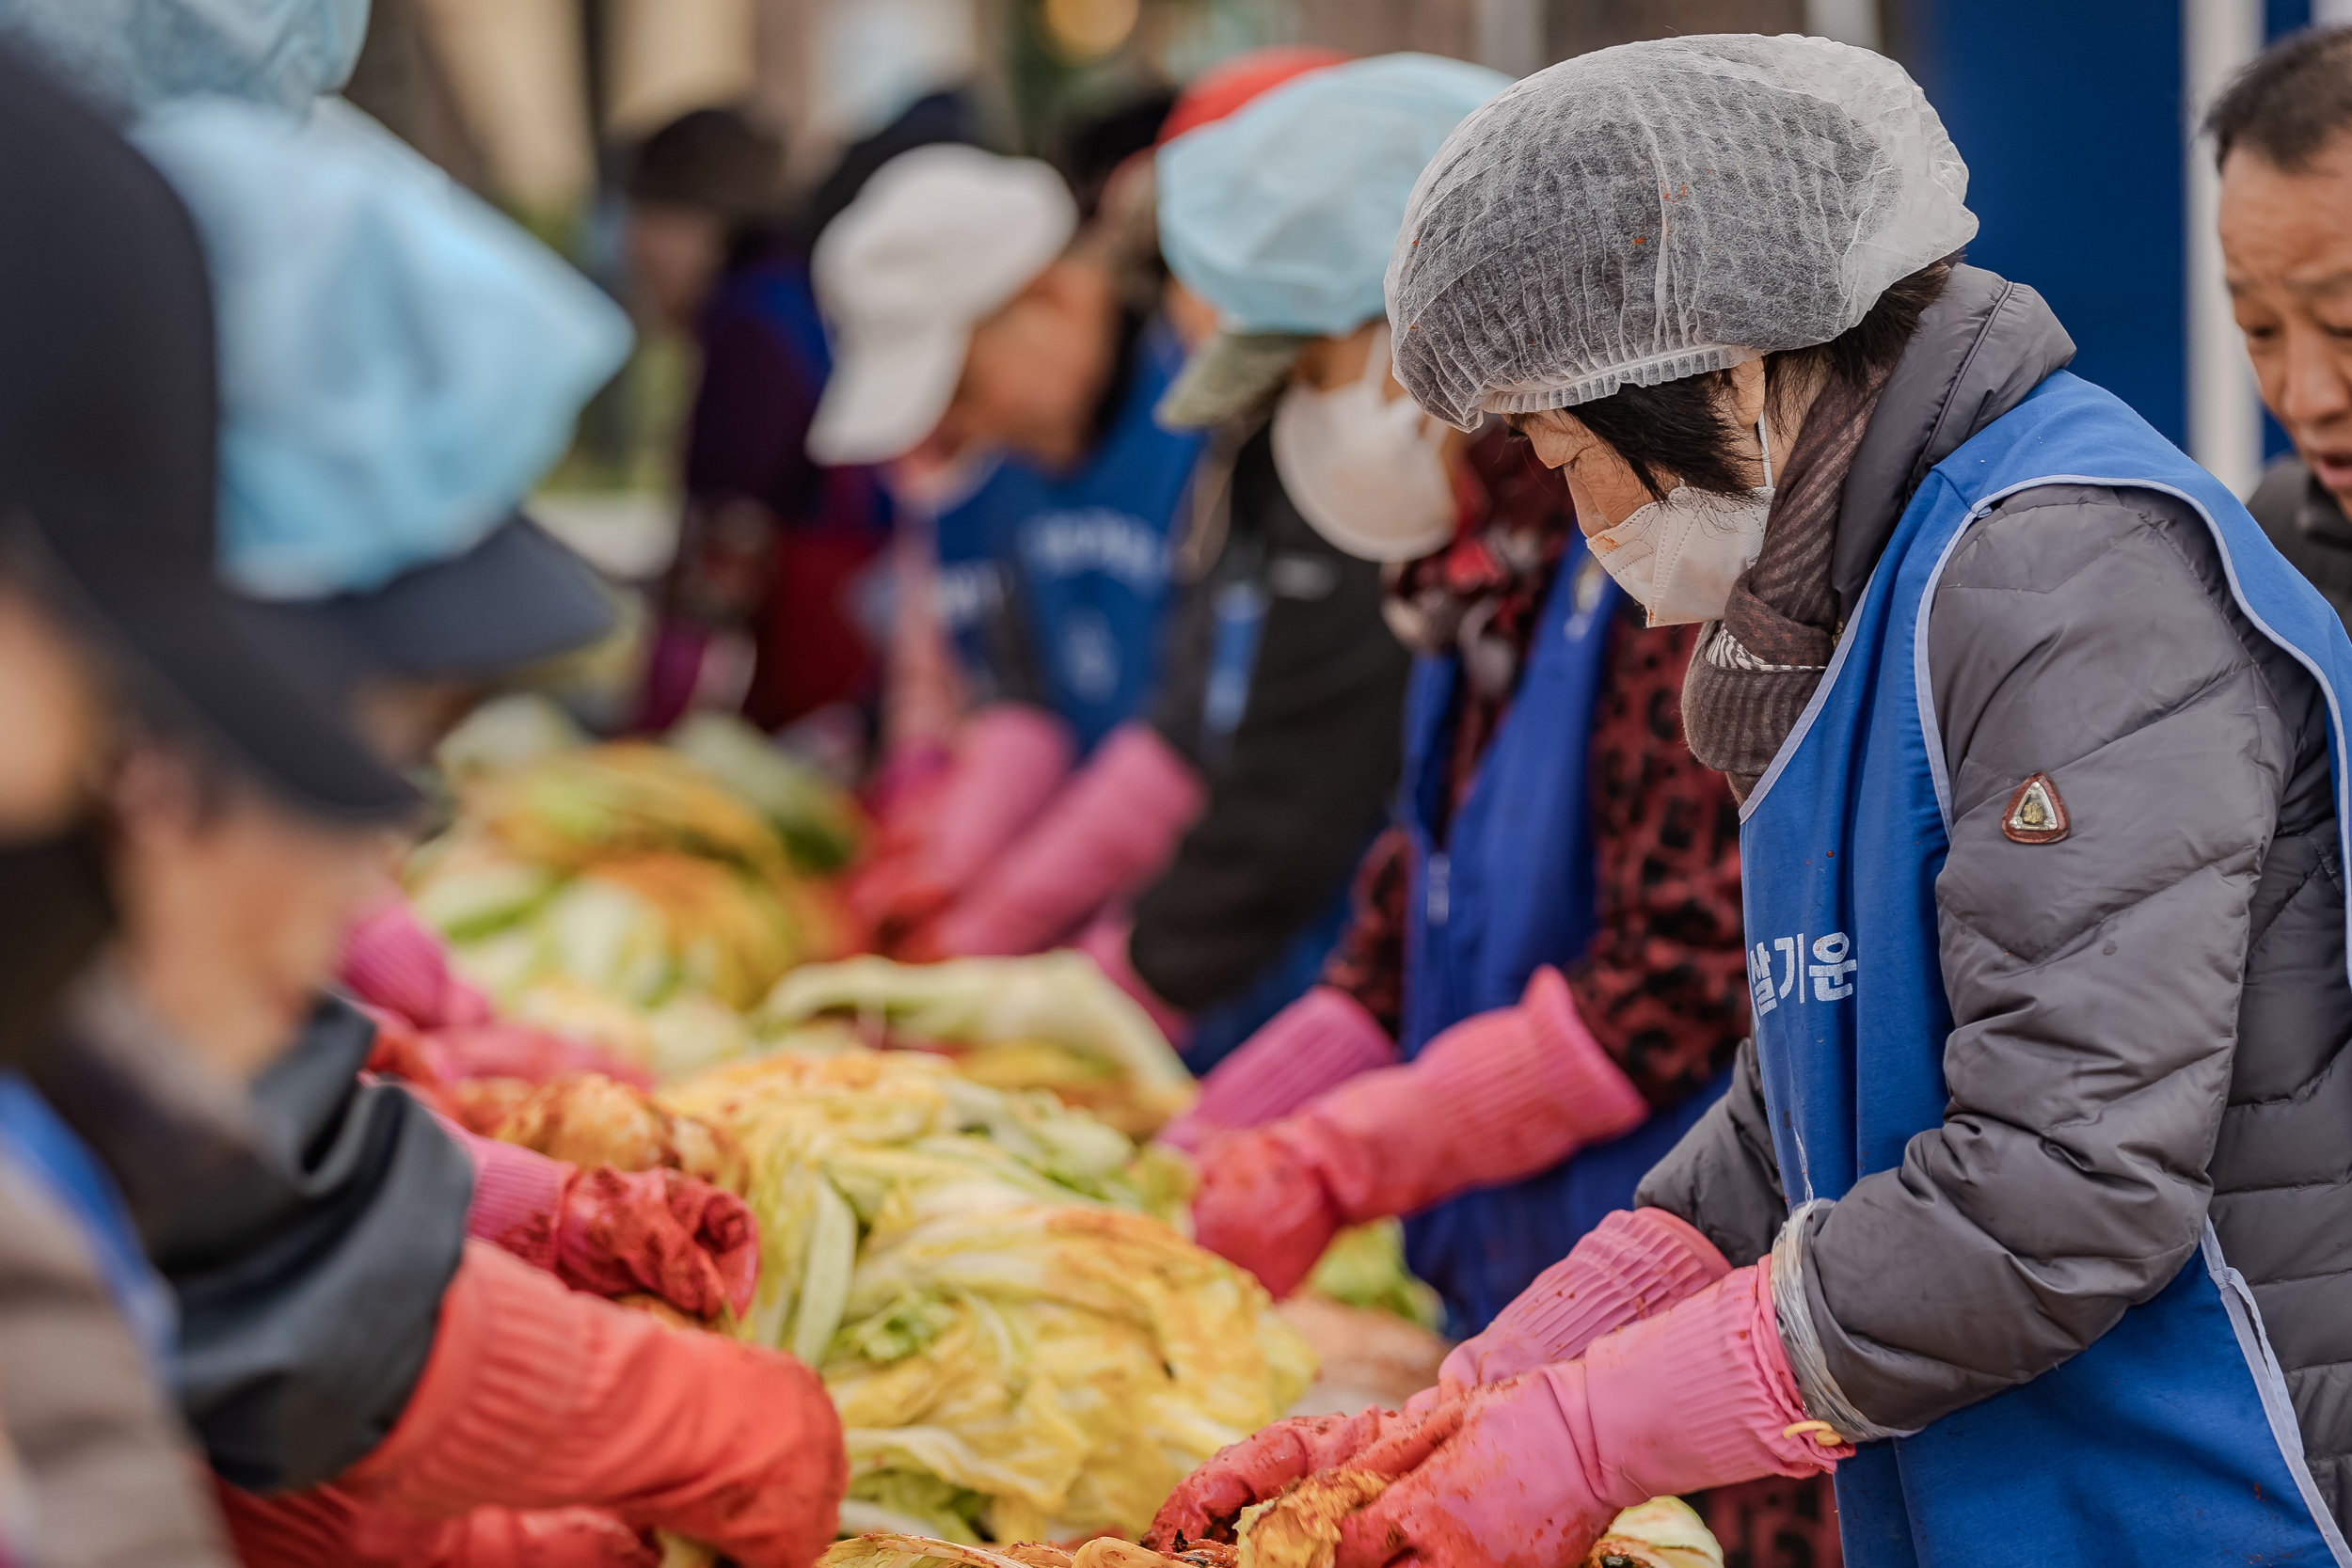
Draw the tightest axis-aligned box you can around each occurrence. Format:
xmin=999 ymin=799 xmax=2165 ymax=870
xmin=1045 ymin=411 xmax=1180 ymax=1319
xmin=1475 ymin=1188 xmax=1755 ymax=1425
xmin=1270 ymin=325 xmax=1457 ymax=562
xmin=1585 ymin=414 xmax=1775 ymax=626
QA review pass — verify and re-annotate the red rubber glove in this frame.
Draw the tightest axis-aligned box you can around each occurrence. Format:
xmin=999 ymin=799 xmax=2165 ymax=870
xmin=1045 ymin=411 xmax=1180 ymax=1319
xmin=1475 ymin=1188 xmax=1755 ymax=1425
xmin=1405 ymin=1207 xmax=1729 ymax=1414
xmin=924 ymin=721 xmax=1204 ymax=958
xmin=342 ymin=1243 xmax=844 ymax=1568
xmin=1156 ymin=987 xmax=1396 ymax=1156
xmin=216 ymin=1481 xmax=661 ymax=1568
xmin=1191 ymin=968 xmax=1646 ymax=1297
xmin=456 ymin=1127 xmax=758 ymax=1321
xmin=847 ymin=704 xmax=1075 ymax=940
xmin=1143 ymin=1402 xmax=1464 ymax=1551
xmin=1333 ymin=1264 xmax=1847 ymax=1568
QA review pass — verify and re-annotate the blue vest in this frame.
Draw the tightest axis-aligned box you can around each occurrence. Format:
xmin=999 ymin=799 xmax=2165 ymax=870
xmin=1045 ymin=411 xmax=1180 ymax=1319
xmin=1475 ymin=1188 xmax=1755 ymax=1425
xmin=1742 ymin=370 xmax=2352 ymax=1568
xmin=1398 ymin=539 xmax=1725 ymax=1335
xmin=0 ymin=1073 xmax=178 ymax=1378
xmin=934 ymin=321 xmax=1206 ymax=752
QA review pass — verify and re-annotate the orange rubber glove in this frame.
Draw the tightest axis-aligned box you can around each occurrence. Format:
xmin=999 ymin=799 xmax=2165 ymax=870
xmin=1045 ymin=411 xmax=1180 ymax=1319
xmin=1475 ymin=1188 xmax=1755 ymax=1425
xmin=216 ymin=1481 xmax=661 ymax=1568
xmin=339 ymin=1243 xmax=844 ymax=1568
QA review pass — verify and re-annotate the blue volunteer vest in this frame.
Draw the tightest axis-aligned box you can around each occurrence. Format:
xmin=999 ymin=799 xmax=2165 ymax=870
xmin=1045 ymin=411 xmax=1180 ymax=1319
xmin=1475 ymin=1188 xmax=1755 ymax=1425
xmin=1399 ymin=539 xmax=1725 ymax=1335
xmin=1742 ymin=370 xmax=2352 ymax=1568
xmin=934 ymin=320 xmax=1207 ymax=752
xmin=0 ymin=1073 xmax=178 ymax=1377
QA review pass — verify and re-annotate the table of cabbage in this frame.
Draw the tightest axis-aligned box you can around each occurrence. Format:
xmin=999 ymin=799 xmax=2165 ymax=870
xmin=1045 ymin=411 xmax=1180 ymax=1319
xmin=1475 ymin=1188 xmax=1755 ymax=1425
xmin=402 ymin=699 xmax=1452 ymax=1550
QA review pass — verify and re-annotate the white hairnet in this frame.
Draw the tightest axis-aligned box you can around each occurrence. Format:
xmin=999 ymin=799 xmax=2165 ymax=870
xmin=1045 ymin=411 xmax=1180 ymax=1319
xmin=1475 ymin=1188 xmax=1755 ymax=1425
xmin=1385 ymin=34 xmax=1977 ymax=429
xmin=0 ymin=0 xmax=367 ymax=119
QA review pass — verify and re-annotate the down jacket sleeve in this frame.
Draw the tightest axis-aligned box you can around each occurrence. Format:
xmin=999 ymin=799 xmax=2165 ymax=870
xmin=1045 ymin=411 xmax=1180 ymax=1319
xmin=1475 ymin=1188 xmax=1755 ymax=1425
xmin=1632 ymin=1037 xmax=1786 ymax=1268
xmin=1785 ymin=484 xmax=2311 ymax=1433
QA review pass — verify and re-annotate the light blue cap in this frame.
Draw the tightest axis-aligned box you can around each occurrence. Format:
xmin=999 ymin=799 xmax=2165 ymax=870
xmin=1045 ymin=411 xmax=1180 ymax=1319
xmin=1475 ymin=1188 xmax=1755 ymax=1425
xmin=1157 ymin=53 xmax=1510 ymax=337
xmin=0 ymin=0 xmax=369 ymax=119
xmin=131 ymin=97 xmax=634 ymax=601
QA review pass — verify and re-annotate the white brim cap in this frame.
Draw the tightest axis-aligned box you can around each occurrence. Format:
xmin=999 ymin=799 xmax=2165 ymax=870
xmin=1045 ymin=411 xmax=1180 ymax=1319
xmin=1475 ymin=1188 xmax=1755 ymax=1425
xmin=808 ymin=144 xmax=1078 ymax=466
xmin=807 ymin=320 xmax=972 ymax=465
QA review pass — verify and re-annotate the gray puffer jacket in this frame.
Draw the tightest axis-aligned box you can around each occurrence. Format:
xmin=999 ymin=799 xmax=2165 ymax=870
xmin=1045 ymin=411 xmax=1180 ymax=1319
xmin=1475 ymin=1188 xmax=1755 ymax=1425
xmin=1636 ymin=265 xmax=2352 ymax=1523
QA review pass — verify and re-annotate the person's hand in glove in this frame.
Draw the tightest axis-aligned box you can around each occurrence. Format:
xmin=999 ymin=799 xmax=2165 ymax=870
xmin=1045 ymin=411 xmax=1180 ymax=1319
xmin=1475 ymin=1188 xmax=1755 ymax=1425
xmin=454 ymin=1125 xmax=758 ymax=1321
xmin=1144 ymin=1402 xmax=1462 ymax=1551
xmin=1332 ymin=1263 xmax=1848 ymax=1568
xmin=341 ymin=1243 xmax=845 ymax=1568
xmin=342 ymin=895 xmax=494 ymax=1032
xmin=1189 ymin=967 xmax=1646 ymax=1297
xmin=1155 ymin=987 xmax=1397 ymax=1156
xmin=919 ymin=721 xmax=1204 ymax=958
xmin=847 ymin=704 xmax=1074 ymax=944
xmin=1403 ymin=1207 xmax=1729 ymax=1414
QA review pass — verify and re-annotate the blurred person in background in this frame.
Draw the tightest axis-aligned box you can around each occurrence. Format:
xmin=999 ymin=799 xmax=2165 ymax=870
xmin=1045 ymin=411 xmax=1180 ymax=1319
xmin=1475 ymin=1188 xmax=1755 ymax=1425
xmin=628 ymin=107 xmax=896 ymax=741
xmin=1138 ymin=62 xmax=1754 ymax=1547
xmin=1050 ymin=44 xmax=1406 ymax=1071
xmin=0 ymin=5 xmax=850 ymax=1563
xmin=1172 ymin=31 xmax=2352 ymax=1568
xmin=2218 ymin=28 xmax=2352 ymax=626
xmin=897 ymin=46 xmax=1386 ymax=1069
xmin=815 ymin=142 xmax=1212 ymax=958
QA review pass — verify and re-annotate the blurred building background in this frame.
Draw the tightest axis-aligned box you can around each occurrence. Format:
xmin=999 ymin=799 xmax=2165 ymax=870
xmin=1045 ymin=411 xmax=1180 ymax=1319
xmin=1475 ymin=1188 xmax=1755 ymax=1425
xmin=348 ymin=0 xmax=2352 ymax=555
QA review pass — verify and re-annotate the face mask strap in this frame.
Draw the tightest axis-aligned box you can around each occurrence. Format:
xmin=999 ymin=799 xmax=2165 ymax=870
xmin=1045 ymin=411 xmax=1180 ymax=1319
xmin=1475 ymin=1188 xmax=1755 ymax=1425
xmin=1361 ymin=323 xmax=1393 ymax=391
xmin=1757 ymin=408 xmax=1774 ymax=491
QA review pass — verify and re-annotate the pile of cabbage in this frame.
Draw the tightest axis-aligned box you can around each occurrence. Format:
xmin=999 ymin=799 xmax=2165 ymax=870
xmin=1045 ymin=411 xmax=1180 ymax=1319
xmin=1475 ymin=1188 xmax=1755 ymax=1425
xmin=758 ymin=954 xmax=1197 ymax=1139
xmin=405 ymin=701 xmax=864 ymax=1076
xmin=660 ymin=1048 xmax=1315 ymax=1545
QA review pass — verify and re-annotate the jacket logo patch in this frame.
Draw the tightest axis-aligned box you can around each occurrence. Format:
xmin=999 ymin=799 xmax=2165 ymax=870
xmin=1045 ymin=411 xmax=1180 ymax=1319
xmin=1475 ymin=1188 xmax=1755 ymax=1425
xmin=2003 ymin=773 xmax=2070 ymax=844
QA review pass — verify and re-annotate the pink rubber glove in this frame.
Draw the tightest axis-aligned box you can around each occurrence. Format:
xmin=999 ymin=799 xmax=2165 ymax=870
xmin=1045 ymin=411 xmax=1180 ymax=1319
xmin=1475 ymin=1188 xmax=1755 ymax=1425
xmin=1191 ymin=968 xmax=1647 ymax=1297
xmin=1073 ymin=914 xmax=1192 ymax=1051
xmin=847 ymin=704 xmax=1075 ymax=938
xmin=1405 ymin=1207 xmax=1729 ymax=1414
xmin=1334 ymin=1263 xmax=1848 ymax=1568
xmin=456 ymin=1125 xmax=758 ymax=1320
xmin=1157 ymin=987 xmax=1396 ymax=1156
xmin=1144 ymin=1403 xmax=1462 ymax=1551
xmin=342 ymin=895 xmax=493 ymax=1031
xmin=925 ymin=721 xmax=1204 ymax=958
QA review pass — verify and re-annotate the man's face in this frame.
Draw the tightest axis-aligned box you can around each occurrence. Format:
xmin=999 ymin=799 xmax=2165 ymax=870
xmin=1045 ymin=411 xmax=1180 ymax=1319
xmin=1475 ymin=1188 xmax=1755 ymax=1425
xmin=2221 ymin=133 xmax=2352 ymax=510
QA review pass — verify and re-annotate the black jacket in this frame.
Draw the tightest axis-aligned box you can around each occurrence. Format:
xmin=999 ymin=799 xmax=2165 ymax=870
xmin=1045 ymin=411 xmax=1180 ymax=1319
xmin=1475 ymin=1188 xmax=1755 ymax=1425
xmin=2249 ymin=455 xmax=2352 ymax=630
xmin=1129 ymin=425 xmax=1411 ymax=1011
xmin=42 ymin=994 xmax=469 ymax=1493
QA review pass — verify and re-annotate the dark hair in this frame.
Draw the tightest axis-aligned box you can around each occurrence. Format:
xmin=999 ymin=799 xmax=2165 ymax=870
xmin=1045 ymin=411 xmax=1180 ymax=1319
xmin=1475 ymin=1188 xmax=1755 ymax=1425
xmin=2209 ymin=25 xmax=2352 ymax=171
xmin=623 ymin=108 xmax=786 ymax=228
xmin=1566 ymin=259 xmax=1956 ymax=500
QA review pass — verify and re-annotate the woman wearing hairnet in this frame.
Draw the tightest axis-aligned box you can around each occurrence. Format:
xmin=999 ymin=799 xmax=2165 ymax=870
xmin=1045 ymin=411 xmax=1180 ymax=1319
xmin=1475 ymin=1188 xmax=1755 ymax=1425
xmin=1153 ymin=33 xmax=2352 ymax=1568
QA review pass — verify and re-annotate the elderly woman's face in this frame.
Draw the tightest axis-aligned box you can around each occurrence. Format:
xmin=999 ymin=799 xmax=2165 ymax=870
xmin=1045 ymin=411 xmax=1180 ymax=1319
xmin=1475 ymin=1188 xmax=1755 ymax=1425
xmin=1508 ymin=357 xmax=1774 ymax=532
xmin=1509 ymin=410 xmax=1663 ymax=533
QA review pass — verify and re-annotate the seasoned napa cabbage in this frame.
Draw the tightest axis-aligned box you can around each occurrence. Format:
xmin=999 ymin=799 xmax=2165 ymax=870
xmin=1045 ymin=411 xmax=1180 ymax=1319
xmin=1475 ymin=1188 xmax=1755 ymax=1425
xmin=663 ymin=1049 xmax=1311 ymax=1543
